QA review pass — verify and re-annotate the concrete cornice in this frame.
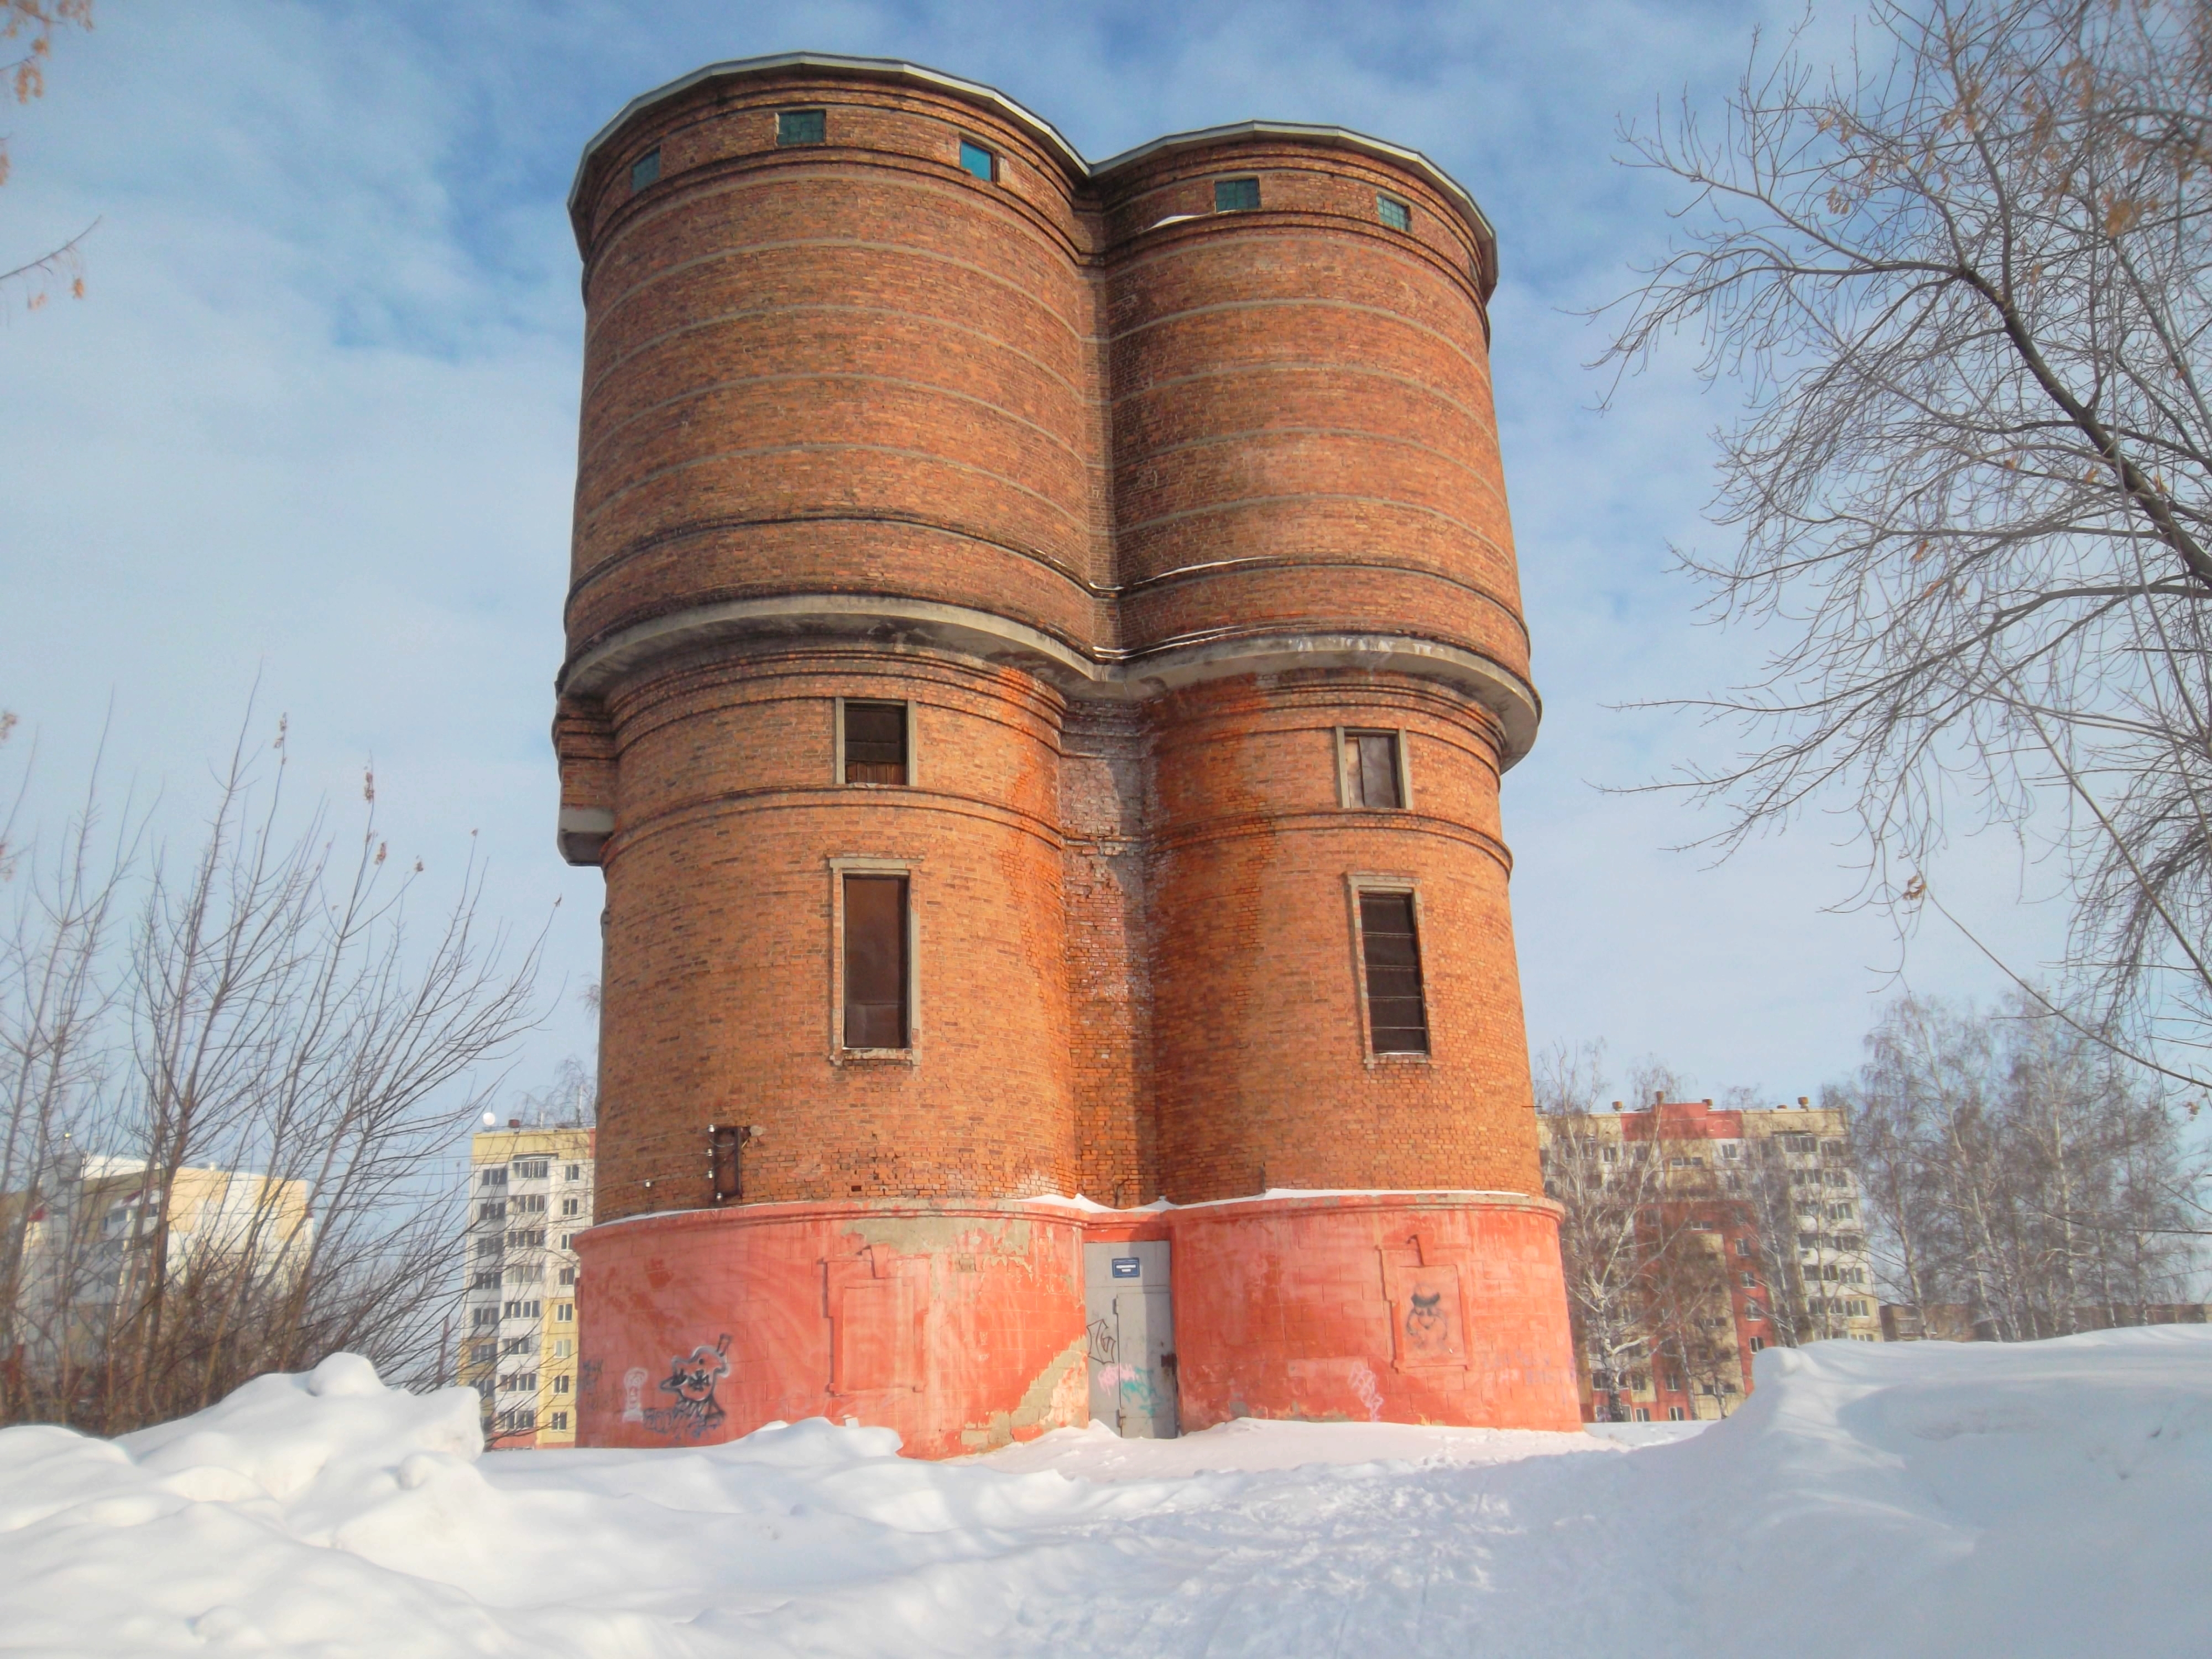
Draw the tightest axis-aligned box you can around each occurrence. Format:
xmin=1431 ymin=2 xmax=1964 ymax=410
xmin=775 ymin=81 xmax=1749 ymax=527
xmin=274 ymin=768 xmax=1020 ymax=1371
xmin=556 ymin=594 xmax=1541 ymax=770
xmin=568 ymin=52 xmax=1498 ymax=295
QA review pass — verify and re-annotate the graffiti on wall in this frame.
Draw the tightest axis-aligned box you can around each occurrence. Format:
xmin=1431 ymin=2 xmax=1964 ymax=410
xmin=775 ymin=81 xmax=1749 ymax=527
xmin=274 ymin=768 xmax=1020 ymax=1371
xmin=1404 ymin=1290 xmax=1451 ymax=1357
xmin=639 ymin=1333 xmax=733 ymax=1439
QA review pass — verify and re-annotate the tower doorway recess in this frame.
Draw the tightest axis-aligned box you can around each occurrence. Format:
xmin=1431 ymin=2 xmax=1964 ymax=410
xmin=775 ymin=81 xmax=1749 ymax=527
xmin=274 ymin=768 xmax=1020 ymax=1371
xmin=1082 ymin=1241 xmax=1178 ymax=1438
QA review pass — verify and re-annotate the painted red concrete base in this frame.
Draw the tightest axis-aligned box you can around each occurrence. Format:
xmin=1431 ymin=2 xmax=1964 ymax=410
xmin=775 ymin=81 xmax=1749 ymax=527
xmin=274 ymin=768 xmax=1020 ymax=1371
xmin=574 ymin=1199 xmax=1091 ymax=1459
xmin=1161 ymin=1192 xmax=1584 ymax=1432
xmin=575 ymin=1191 xmax=1580 ymax=1457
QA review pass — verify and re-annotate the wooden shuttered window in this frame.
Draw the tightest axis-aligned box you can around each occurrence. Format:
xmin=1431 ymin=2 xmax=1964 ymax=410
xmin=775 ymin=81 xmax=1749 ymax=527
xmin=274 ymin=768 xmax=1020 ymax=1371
xmin=1346 ymin=731 xmax=1404 ymax=808
xmin=1358 ymin=891 xmax=1429 ymax=1054
xmin=842 ymin=701 xmax=908 ymax=785
xmin=842 ymin=874 xmax=908 ymax=1048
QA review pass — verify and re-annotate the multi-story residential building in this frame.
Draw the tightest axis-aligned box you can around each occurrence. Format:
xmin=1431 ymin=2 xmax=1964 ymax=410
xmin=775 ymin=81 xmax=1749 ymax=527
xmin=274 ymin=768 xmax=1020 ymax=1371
xmin=1538 ymin=1097 xmax=1881 ymax=1423
xmin=458 ymin=1124 xmax=594 ymax=1448
xmin=3 ymin=1145 xmax=312 ymax=1374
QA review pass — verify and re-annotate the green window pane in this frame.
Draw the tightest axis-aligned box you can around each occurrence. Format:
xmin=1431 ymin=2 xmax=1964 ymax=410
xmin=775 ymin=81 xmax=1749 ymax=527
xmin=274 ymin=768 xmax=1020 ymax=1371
xmin=629 ymin=149 xmax=660 ymax=193
xmin=959 ymin=140 xmax=996 ymax=181
xmin=1214 ymin=176 xmax=1260 ymax=212
xmin=1378 ymin=194 xmax=1410 ymax=232
xmin=778 ymin=108 xmax=826 ymax=147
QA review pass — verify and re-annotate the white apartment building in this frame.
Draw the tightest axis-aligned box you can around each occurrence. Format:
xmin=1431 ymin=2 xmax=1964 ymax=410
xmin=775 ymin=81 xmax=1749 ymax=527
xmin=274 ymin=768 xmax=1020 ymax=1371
xmin=458 ymin=1124 xmax=594 ymax=1447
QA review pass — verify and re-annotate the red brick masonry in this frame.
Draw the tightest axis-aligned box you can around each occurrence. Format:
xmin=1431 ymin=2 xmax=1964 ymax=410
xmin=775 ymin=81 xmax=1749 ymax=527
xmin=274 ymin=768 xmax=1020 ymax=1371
xmin=555 ymin=53 xmax=1578 ymax=1450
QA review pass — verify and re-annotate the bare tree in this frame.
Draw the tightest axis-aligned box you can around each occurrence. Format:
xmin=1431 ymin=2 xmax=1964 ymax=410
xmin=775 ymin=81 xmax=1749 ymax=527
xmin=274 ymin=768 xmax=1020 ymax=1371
xmin=0 ymin=712 xmax=543 ymax=1431
xmin=1536 ymin=1042 xmax=1750 ymax=1417
xmin=2 ymin=1 xmax=95 ymax=311
xmin=1841 ymin=992 xmax=2199 ymax=1334
xmin=1602 ymin=0 xmax=2212 ymax=1084
xmin=1538 ymin=1043 xmax=1665 ymax=1418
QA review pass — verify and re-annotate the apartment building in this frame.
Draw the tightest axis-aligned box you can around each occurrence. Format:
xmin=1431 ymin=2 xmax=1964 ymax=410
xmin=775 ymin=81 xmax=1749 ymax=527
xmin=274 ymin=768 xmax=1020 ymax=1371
xmin=1539 ymin=1097 xmax=1881 ymax=1423
xmin=457 ymin=1124 xmax=594 ymax=1448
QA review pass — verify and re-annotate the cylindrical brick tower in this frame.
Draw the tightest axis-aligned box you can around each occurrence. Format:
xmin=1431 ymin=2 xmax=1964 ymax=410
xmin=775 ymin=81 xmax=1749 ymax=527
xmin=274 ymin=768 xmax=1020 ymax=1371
xmin=557 ymin=54 xmax=1578 ymax=1456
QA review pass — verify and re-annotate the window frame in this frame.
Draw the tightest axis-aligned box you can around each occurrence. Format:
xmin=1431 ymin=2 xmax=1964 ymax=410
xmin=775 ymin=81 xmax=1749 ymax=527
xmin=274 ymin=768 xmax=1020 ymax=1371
xmin=1376 ymin=193 xmax=1411 ymax=231
xmin=834 ymin=697 xmax=917 ymax=787
xmin=1213 ymin=175 xmax=1261 ymax=212
xmin=1334 ymin=726 xmax=1411 ymax=811
xmin=957 ymin=137 xmax=999 ymax=182
xmin=1344 ymin=874 xmax=1432 ymax=1064
xmin=828 ymin=856 xmax=921 ymax=1062
xmin=629 ymin=148 xmax=661 ymax=194
xmin=776 ymin=107 xmax=827 ymax=147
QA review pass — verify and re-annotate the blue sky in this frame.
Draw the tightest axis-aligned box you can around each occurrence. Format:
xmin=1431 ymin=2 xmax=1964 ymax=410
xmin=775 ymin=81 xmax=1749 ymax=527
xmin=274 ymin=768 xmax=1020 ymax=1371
xmin=0 ymin=0 xmax=2063 ymax=1118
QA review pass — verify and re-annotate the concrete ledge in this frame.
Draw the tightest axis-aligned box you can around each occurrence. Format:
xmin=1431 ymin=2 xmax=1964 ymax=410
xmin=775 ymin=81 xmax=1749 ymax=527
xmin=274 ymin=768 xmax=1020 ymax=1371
xmin=556 ymin=594 xmax=1541 ymax=768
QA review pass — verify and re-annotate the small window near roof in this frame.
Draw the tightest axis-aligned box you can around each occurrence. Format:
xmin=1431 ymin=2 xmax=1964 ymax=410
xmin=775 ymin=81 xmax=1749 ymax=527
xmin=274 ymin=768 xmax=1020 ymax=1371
xmin=1214 ymin=176 xmax=1261 ymax=212
xmin=777 ymin=108 xmax=827 ymax=147
xmin=958 ymin=139 xmax=997 ymax=182
xmin=1377 ymin=194 xmax=1411 ymax=232
xmin=629 ymin=149 xmax=660 ymax=193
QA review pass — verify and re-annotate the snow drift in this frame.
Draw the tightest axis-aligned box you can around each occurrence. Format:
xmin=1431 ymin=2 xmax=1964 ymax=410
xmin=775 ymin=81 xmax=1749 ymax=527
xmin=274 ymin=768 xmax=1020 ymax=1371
xmin=2 ymin=1329 xmax=2206 ymax=1656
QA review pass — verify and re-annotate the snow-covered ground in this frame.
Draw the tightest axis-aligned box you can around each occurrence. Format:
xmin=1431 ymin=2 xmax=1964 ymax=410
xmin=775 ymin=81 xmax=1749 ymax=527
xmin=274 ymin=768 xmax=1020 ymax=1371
xmin=3 ymin=1328 xmax=2207 ymax=1657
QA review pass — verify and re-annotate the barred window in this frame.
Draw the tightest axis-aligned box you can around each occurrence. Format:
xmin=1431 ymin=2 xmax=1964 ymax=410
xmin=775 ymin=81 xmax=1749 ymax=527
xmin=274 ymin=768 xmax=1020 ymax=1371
xmin=843 ymin=874 xmax=909 ymax=1049
xmin=1358 ymin=891 xmax=1428 ymax=1055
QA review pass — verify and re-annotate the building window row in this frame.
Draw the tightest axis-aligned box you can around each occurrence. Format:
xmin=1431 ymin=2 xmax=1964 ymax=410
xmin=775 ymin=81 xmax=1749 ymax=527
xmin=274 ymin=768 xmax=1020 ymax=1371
xmin=630 ymin=108 xmax=1005 ymax=199
xmin=625 ymin=110 xmax=1431 ymax=260
xmin=834 ymin=700 xmax=1419 ymax=812
xmin=821 ymin=860 xmax=1430 ymax=1060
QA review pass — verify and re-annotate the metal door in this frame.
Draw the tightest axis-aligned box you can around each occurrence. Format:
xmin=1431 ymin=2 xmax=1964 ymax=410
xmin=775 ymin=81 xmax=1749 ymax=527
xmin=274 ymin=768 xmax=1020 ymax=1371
xmin=1082 ymin=1240 xmax=1178 ymax=1438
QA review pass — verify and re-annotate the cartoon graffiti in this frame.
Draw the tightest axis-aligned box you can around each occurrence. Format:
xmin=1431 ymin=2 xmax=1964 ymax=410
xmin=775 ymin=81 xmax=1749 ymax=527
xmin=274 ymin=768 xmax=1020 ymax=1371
xmin=1404 ymin=1290 xmax=1451 ymax=1357
xmin=640 ymin=1334 xmax=732 ymax=1439
xmin=621 ymin=1366 xmax=649 ymax=1424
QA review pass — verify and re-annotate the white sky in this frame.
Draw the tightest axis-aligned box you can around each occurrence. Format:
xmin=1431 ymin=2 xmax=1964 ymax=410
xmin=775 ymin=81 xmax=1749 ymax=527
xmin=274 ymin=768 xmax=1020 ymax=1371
xmin=0 ymin=0 xmax=2068 ymax=1119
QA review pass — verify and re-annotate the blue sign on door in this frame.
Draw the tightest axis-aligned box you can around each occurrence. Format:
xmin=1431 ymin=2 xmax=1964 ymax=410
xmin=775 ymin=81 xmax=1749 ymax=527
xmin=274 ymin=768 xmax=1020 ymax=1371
xmin=1110 ymin=1256 xmax=1141 ymax=1279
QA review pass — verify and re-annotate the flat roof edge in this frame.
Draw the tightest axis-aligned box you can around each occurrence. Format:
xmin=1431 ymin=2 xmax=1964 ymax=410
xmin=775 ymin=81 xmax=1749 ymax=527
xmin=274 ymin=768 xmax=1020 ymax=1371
xmin=567 ymin=52 xmax=1091 ymax=220
xmin=568 ymin=55 xmax=1496 ymax=293
xmin=1092 ymin=118 xmax=1495 ymax=292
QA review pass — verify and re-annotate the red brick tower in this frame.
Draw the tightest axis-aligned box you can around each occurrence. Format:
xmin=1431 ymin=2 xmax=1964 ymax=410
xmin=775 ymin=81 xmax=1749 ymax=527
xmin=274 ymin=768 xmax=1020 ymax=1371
xmin=557 ymin=54 xmax=1579 ymax=1455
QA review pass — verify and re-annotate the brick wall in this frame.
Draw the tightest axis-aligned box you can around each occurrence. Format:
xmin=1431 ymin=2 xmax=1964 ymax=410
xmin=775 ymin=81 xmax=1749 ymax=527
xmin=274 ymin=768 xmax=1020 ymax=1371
xmin=561 ymin=62 xmax=1545 ymax=1225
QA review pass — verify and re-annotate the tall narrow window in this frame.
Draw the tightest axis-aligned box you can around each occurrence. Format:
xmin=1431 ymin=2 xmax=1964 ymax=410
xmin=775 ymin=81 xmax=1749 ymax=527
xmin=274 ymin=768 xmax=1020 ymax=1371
xmin=1359 ymin=891 xmax=1428 ymax=1054
xmin=1214 ymin=176 xmax=1261 ymax=212
xmin=842 ymin=700 xmax=908 ymax=784
xmin=1344 ymin=731 xmax=1404 ymax=808
xmin=778 ymin=108 xmax=827 ymax=147
xmin=843 ymin=875 xmax=909 ymax=1049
